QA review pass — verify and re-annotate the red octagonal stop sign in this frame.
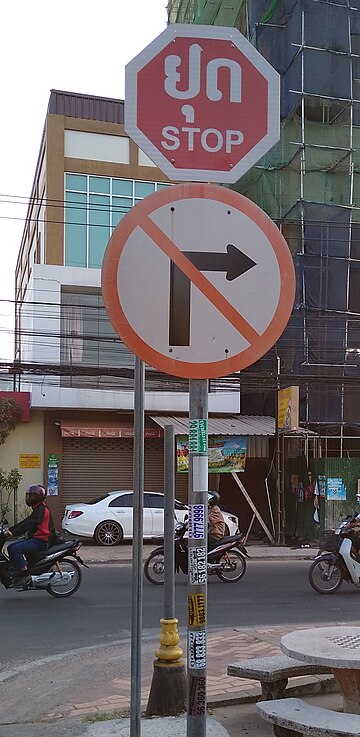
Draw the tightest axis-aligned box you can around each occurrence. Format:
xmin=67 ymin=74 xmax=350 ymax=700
xmin=125 ymin=24 xmax=280 ymax=183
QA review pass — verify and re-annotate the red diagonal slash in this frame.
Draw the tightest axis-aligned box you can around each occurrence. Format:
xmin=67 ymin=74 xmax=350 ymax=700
xmin=140 ymin=215 xmax=260 ymax=345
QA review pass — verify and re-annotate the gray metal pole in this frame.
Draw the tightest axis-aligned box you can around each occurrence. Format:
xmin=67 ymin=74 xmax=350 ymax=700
xmin=164 ymin=424 xmax=175 ymax=620
xmin=130 ymin=356 xmax=145 ymax=737
xmin=187 ymin=379 xmax=208 ymax=737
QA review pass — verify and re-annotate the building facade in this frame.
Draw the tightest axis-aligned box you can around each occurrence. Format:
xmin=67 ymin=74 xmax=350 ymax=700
xmin=15 ymin=90 xmax=274 ymax=527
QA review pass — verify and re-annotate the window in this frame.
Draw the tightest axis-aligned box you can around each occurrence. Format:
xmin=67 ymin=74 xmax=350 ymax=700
xmin=146 ymin=493 xmax=165 ymax=509
xmin=108 ymin=493 xmax=133 ymax=508
xmin=60 ymin=289 xmax=134 ymax=389
xmin=64 ymin=174 xmax=171 ymax=269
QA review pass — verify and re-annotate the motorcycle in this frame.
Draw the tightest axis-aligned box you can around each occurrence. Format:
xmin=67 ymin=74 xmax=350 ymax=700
xmin=0 ymin=522 xmax=88 ymax=598
xmin=144 ymin=520 xmax=249 ymax=585
xmin=309 ymin=516 xmax=360 ymax=594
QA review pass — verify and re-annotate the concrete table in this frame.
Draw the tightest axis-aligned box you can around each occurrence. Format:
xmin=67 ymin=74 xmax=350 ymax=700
xmin=281 ymin=626 xmax=360 ymax=714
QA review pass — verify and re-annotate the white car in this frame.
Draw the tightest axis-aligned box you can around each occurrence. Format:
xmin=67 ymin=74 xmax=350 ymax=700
xmin=61 ymin=490 xmax=239 ymax=546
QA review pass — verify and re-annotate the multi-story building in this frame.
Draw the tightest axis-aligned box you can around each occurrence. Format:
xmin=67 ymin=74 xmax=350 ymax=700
xmin=15 ymin=89 xmax=274 ymax=528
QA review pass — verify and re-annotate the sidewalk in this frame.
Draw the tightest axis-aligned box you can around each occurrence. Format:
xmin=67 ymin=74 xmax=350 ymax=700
xmin=42 ymin=623 xmax=336 ymax=722
xmin=0 ymin=622 xmax=340 ymax=737
xmin=78 ymin=540 xmax=318 ymax=565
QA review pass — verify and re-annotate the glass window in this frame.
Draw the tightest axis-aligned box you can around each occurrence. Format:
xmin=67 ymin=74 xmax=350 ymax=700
xmin=66 ymin=174 xmax=87 ymax=191
xmin=112 ymin=196 xmax=132 ymax=229
xmin=65 ymin=191 xmax=87 ymax=267
xmin=65 ymin=175 xmax=169 ymax=269
xmin=113 ymin=179 xmax=133 ymax=196
xmin=134 ymin=181 xmax=155 ymax=198
xmin=156 ymin=183 xmax=171 ymax=191
xmin=109 ymin=493 xmax=133 ymax=508
xmin=147 ymin=494 xmax=165 ymax=509
xmin=89 ymin=194 xmax=110 ymax=269
xmin=89 ymin=176 xmax=110 ymax=194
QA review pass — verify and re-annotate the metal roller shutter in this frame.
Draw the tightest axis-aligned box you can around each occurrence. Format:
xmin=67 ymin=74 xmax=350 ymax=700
xmin=144 ymin=438 xmax=164 ymax=490
xmin=62 ymin=438 xmax=133 ymax=507
xmin=175 ymin=473 xmax=188 ymax=504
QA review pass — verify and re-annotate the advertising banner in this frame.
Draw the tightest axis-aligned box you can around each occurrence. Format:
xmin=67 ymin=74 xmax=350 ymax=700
xmin=277 ymin=386 xmax=299 ymax=430
xmin=177 ymin=435 xmax=247 ymax=473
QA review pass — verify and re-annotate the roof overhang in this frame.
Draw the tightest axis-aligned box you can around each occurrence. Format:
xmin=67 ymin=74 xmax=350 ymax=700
xmin=150 ymin=415 xmax=276 ymax=437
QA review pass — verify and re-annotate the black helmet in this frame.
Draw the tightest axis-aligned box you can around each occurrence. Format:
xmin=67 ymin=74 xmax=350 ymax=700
xmin=26 ymin=484 xmax=46 ymax=507
xmin=208 ymin=491 xmax=220 ymax=507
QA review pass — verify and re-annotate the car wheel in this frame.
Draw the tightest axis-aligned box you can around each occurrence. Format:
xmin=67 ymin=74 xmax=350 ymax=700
xmin=94 ymin=520 xmax=123 ymax=546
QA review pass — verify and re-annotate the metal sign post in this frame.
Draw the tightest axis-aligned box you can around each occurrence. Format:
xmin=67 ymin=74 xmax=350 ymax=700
xmin=187 ymin=379 xmax=208 ymax=737
xmin=164 ymin=424 xmax=175 ymax=619
xmin=130 ymin=356 xmax=145 ymax=737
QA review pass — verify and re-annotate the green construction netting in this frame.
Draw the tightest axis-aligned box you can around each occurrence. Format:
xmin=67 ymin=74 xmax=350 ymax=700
xmin=232 ymin=116 xmax=360 ymax=221
xmin=168 ymin=0 xmax=244 ymax=26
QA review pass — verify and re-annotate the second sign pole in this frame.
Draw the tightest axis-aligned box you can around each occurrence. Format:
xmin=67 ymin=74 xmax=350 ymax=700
xmin=187 ymin=379 xmax=208 ymax=737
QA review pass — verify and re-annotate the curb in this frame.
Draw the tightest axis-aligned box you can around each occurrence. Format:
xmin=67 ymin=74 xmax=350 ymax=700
xmin=82 ymin=554 xmax=316 ymax=565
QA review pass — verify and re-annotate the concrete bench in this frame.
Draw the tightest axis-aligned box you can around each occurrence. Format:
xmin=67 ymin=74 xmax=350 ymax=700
xmin=227 ymin=655 xmax=332 ymax=700
xmin=256 ymin=696 xmax=360 ymax=737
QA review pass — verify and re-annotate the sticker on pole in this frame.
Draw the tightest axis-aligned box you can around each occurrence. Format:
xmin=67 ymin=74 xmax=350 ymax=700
xmin=102 ymin=183 xmax=295 ymax=379
xmin=189 ymin=547 xmax=207 ymax=585
xmin=188 ymin=504 xmax=205 ymax=540
xmin=188 ymin=631 xmax=206 ymax=669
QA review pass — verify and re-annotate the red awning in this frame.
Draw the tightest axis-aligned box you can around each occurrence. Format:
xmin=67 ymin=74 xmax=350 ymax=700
xmin=60 ymin=420 xmax=163 ymax=439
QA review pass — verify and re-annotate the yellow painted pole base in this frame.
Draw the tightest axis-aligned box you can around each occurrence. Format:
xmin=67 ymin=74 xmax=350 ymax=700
xmin=155 ymin=618 xmax=183 ymax=663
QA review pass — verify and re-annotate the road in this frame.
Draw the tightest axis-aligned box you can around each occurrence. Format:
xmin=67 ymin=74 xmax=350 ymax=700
xmin=1 ymin=559 xmax=359 ymax=668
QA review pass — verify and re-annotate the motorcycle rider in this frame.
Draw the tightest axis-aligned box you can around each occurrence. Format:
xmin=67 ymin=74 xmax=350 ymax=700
xmin=208 ymin=491 xmax=225 ymax=544
xmin=4 ymin=484 xmax=54 ymax=587
xmin=344 ymin=491 xmax=360 ymax=560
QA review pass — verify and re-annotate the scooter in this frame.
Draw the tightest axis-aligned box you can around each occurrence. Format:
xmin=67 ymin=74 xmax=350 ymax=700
xmin=309 ymin=516 xmax=360 ymax=594
xmin=0 ymin=522 xmax=88 ymax=598
xmin=144 ymin=519 xmax=249 ymax=584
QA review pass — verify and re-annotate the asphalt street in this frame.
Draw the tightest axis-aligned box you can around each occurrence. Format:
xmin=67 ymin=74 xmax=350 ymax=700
xmin=1 ymin=559 xmax=359 ymax=669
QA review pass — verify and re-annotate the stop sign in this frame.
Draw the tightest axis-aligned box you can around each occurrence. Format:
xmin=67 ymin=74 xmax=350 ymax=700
xmin=125 ymin=24 xmax=280 ymax=183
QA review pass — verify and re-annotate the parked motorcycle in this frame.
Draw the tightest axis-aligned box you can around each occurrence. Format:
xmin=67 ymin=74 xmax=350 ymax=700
xmin=0 ymin=522 xmax=88 ymax=597
xmin=309 ymin=516 xmax=360 ymax=594
xmin=144 ymin=520 xmax=249 ymax=585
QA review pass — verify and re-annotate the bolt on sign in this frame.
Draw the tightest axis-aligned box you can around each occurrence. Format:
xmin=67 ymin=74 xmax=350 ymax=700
xmin=125 ymin=24 xmax=280 ymax=183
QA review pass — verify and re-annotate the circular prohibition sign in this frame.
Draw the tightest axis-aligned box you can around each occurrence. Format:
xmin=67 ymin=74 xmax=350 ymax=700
xmin=101 ymin=183 xmax=296 ymax=379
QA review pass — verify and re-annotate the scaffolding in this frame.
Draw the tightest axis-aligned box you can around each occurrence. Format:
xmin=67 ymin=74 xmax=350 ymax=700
xmin=166 ymin=0 xmax=360 ymax=445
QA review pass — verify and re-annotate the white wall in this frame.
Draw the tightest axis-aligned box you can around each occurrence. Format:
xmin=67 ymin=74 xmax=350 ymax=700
xmin=65 ymin=130 xmax=129 ymax=164
xmin=21 ymin=265 xmax=240 ymax=413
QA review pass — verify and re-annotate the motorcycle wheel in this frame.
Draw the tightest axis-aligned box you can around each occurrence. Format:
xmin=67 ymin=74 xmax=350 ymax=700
xmin=144 ymin=551 xmax=165 ymax=585
xmin=46 ymin=558 xmax=82 ymax=597
xmin=216 ymin=548 xmax=246 ymax=583
xmin=308 ymin=558 xmax=343 ymax=594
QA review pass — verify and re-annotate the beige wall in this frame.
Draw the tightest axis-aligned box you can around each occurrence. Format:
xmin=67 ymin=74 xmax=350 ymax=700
xmin=0 ymin=411 xmax=44 ymax=521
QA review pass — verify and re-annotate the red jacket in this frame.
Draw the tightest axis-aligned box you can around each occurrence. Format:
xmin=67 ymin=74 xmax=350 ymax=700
xmin=10 ymin=502 xmax=54 ymax=542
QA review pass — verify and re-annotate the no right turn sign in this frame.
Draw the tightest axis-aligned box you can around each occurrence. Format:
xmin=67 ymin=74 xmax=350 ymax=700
xmin=102 ymin=183 xmax=295 ymax=379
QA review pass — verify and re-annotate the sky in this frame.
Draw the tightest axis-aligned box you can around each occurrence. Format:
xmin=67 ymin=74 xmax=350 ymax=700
xmin=0 ymin=0 xmax=168 ymax=361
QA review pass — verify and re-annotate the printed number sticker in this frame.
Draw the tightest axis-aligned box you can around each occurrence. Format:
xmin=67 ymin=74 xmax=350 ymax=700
xmin=188 ymin=631 xmax=206 ymax=669
xmin=188 ymin=675 xmax=206 ymax=716
xmin=188 ymin=504 xmax=205 ymax=539
xmin=189 ymin=546 xmax=207 ymax=585
xmin=188 ymin=593 xmax=206 ymax=626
